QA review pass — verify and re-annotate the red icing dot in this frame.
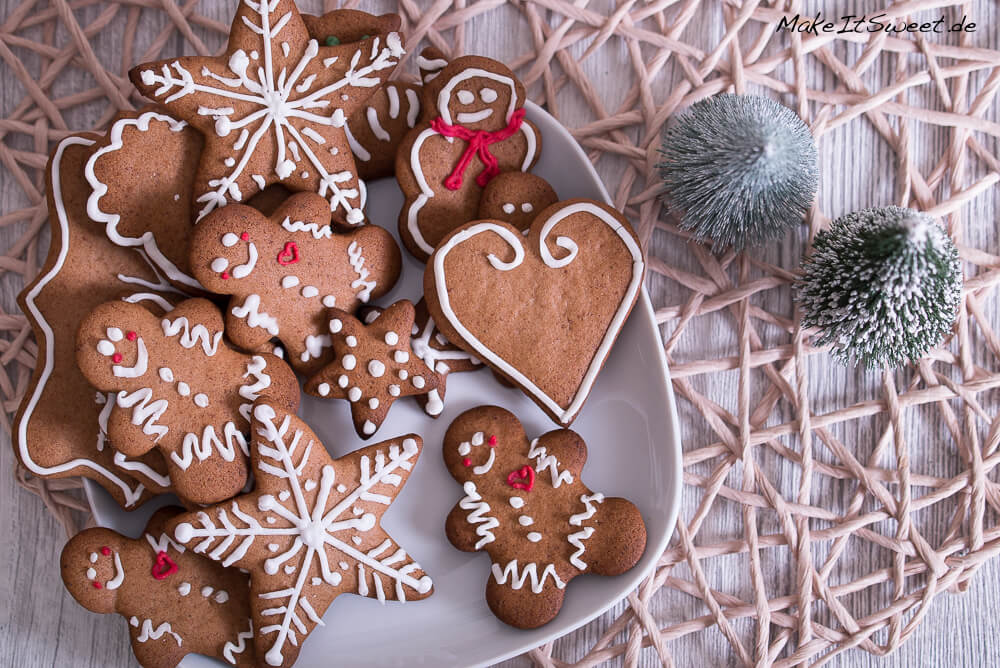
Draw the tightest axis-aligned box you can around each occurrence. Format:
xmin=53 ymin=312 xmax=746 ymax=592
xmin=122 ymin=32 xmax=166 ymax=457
xmin=240 ymin=231 xmax=249 ymax=241
xmin=92 ymin=582 xmax=102 ymax=589
xmin=126 ymin=331 xmax=137 ymax=341
xmin=100 ymin=546 xmax=111 ymax=556
xmin=221 ymin=271 xmax=230 ymax=280
xmin=488 ymin=435 xmax=497 ymax=447
xmin=111 ymin=353 xmax=122 ymax=364
xmin=462 ymin=457 xmax=471 ymax=467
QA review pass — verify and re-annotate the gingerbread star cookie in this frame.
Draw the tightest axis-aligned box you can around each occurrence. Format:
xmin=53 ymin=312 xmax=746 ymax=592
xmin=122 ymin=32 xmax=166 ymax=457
xmin=304 ymin=299 xmax=440 ymax=438
xmin=129 ymin=1 xmax=404 ymax=225
xmin=75 ymin=297 xmax=300 ymax=505
xmin=444 ymin=406 xmax=647 ymax=628
xmin=168 ymin=400 xmax=433 ymax=668
xmin=189 ymin=191 xmax=401 ymax=373
xmin=395 ymin=55 xmax=542 ymax=261
xmin=61 ymin=507 xmax=256 ymax=668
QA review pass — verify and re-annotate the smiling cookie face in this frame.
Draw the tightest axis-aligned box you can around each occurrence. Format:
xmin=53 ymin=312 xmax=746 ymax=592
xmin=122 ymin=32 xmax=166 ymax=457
xmin=426 ymin=56 xmax=524 ymax=133
xmin=61 ymin=529 xmax=130 ymax=614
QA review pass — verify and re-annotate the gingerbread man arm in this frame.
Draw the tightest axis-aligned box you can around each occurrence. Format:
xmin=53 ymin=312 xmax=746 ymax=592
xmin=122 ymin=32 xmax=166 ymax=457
xmin=128 ymin=624 xmax=188 ymax=668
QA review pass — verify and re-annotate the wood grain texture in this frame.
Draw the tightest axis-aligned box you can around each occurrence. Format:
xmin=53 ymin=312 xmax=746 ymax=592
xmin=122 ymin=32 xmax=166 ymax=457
xmin=1 ymin=0 xmax=999 ymax=666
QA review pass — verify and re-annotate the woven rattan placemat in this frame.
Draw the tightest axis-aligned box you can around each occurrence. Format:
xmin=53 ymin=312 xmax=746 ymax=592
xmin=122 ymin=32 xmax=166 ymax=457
xmin=2 ymin=0 xmax=999 ymax=665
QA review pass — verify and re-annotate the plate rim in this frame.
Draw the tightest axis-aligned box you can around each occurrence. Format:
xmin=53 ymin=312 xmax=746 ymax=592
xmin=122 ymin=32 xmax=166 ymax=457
xmin=84 ymin=98 xmax=683 ymax=667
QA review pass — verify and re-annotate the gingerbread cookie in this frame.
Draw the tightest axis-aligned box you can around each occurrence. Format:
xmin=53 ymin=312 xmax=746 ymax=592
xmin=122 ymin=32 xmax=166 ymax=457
xmin=424 ymin=199 xmax=645 ymax=426
xmin=477 ymin=172 xmax=558 ymax=232
xmin=84 ymin=107 xmax=205 ymax=291
xmin=75 ymin=297 xmax=300 ymax=504
xmin=396 ymin=55 xmax=542 ymax=261
xmin=444 ymin=406 xmax=646 ymax=628
xmin=189 ymin=191 xmax=401 ymax=373
xmin=15 ymin=133 xmax=183 ymax=508
xmin=61 ymin=507 xmax=256 ymax=667
xmin=416 ymin=47 xmax=448 ymax=84
xmin=303 ymin=300 xmax=440 ymax=437
xmin=344 ymin=81 xmax=423 ymax=180
xmin=168 ymin=400 xmax=433 ymax=668
xmin=129 ymin=1 xmax=404 ymax=225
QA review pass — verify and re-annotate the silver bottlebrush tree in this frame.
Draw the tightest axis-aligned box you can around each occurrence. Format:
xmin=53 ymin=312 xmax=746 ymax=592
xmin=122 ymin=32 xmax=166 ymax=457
xmin=797 ymin=206 xmax=963 ymax=369
xmin=658 ymin=94 xmax=819 ymax=250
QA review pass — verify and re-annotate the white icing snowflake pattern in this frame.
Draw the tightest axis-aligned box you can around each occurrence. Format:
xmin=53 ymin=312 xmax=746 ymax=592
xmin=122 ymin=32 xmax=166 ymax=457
xmin=133 ymin=0 xmax=404 ymax=224
xmin=173 ymin=403 xmax=432 ymax=667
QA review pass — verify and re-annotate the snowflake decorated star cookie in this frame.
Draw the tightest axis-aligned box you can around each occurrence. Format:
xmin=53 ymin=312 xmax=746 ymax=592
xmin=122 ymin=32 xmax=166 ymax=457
xmin=129 ymin=0 xmax=404 ymax=224
xmin=166 ymin=400 xmax=433 ymax=668
xmin=443 ymin=405 xmax=647 ymax=629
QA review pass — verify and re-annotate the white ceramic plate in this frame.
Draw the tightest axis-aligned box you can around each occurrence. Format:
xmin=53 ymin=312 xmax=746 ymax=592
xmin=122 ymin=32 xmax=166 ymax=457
xmin=86 ymin=101 xmax=682 ymax=667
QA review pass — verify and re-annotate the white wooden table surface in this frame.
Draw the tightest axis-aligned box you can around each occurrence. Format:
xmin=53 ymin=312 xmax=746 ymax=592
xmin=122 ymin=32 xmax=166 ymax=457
xmin=1 ymin=0 xmax=999 ymax=666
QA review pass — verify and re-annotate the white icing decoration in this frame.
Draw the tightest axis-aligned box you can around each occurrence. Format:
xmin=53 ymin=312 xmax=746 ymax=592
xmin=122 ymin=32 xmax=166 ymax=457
xmin=301 ymin=285 xmax=319 ymax=298
xmin=318 ymin=383 xmax=330 ymax=396
xmin=112 ymin=337 xmax=148 ymax=378
xmin=384 ymin=331 xmax=399 ymax=346
xmin=432 ymin=203 xmax=642 ymax=423
xmin=194 ymin=393 xmax=210 ymax=408
xmin=386 ymin=85 xmax=400 ymax=118
xmin=393 ymin=350 xmax=408 ymax=363
xmin=322 ymin=295 xmax=336 ymax=307
xmin=510 ymin=496 xmax=524 ymax=508
xmin=212 ymin=257 xmax=230 ymax=273
xmin=222 ymin=233 xmax=239 ymax=247
xmin=97 ymin=340 xmax=115 ymax=356
xmin=348 ymin=387 xmax=362 ymax=402
xmin=301 ymin=334 xmax=332 ymax=363
xmin=366 ymin=107 xmax=390 ymax=141
xmin=518 ymin=515 xmax=534 ymax=526
xmin=522 ymin=202 xmax=533 ymax=213
xmin=368 ymin=360 xmax=386 ymax=377
xmin=223 ymin=621 xmax=254 ymax=665
xmin=569 ymin=492 xmax=605 ymax=526
xmin=362 ymin=420 xmax=376 ymax=435
xmin=502 ymin=203 xmax=515 ymax=214
xmin=491 ymin=561 xmax=565 ymax=594
xmin=526 ymin=532 xmax=542 ymax=542
xmin=107 ymin=328 xmax=123 ymax=341
xmin=337 ymin=375 xmax=349 ymax=388
xmin=106 ymin=552 xmax=125 ymax=589
xmin=115 ymin=388 xmax=168 ymax=441
xmin=459 ymin=481 xmax=498 ymax=549
xmin=280 ymin=216 xmax=333 ymax=239
xmin=86 ymin=567 xmax=96 ymax=580
xmin=329 ymin=318 xmax=343 ymax=333
xmin=135 ymin=619 xmax=183 ymax=646
xmin=162 ymin=316 xmax=223 ymax=356
xmin=480 ymin=87 xmax=498 ymax=102
xmin=368 ymin=398 xmax=379 ymax=409
xmin=342 ymin=354 xmax=357 ymax=370
xmin=412 ymin=375 xmax=425 ymax=389
xmin=230 ymin=239 xmax=259 ymax=279
xmin=406 ymin=88 xmax=420 ymax=127
xmin=456 ymin=90 xmax=475 ymax=105
xmin=177 ymin=382 xmax=191 ymax=396
xmin=528 ymin=438 xmax=574 ymax=487
xmin=388 ymin=384 xmax=400 ymax=397
xmin=178 ymin=582 xmax=191 ymax=596
xmin=232 ymin=294 xmax=280 ymax=335
xmin=397 ymin=369 xmax=408 ymax=380
xmin=347 ymin=241 xmax=377 ymax=302
xmin=281 ymin=275 xmax=299 ymax=288
xmin=346 ymin=336 xmax=357 ymax=347
xmin=89 ymin=552 xmax=98 ymax=563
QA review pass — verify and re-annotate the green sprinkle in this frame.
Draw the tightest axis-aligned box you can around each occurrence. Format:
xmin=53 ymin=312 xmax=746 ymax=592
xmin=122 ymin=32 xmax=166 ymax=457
xmin=324 ymin=35 xmax=340 ymax=46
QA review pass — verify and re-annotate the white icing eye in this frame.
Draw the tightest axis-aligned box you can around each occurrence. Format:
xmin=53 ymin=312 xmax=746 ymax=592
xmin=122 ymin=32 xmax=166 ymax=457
xmin=97 ymin=340 xmax=115 ymax=356
xmin=522 ymin=203 xmax=534 ymax=213
xmin=502 ymin=203 xmax=515 ymax=214
xmin=106 ymin=328 xmax=123 ymax=342
xmin=480 ymin=87 xmax=498 ymax=103
xmin=456 ymin=90 xmax=475 ymax=105
xmin=211 ymin=258 xmax=229 ymax=273
xmin=222 ymin=233 xmax=239 ymax=247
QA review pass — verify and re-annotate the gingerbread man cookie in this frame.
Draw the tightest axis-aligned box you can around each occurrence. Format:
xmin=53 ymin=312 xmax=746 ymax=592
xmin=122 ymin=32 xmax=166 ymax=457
xmin=75 ymin=298 xmax=300 ymax=504
xmin=444 ymin=406 xmax=647 ymax=628
xmin=167 ymin=400 xmax=434 ymax=668
xmin=61 ymin=507 xmax=256 ymax=668
xmin=130 ymin=1 xmax=404 ymax=225
xmin=189 ymin=191 xmax=401 ymax=373
xmin=304 ymin=300 xmax=440 ymax=438
xmin=396 ymin=55 xmax=542 ymax=261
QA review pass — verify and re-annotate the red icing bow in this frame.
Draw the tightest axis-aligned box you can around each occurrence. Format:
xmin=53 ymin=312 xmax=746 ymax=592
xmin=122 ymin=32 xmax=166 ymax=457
xmin=430 ymin=108 xmax=526 ymax=190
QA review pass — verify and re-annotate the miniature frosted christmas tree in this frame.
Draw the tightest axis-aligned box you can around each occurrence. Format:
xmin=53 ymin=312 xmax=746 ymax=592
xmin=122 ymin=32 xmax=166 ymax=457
xmin=657 ymin=94 xmax=818 ymax=250
xmin=797 ymin=206 xmax=963 ymax=369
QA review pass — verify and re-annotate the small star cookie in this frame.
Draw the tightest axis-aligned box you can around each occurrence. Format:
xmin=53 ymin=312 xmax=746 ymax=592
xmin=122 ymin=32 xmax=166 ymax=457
xmin=304 ymin=300 xmax=440 ymax=438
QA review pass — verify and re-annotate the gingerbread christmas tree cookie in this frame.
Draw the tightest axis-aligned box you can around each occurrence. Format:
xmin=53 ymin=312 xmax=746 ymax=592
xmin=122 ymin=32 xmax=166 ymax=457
xmin=167 ymin=400 xmax=433 ymax=668
xmin=61 ymin=507 xmax=256 ymax=668
xmin=304 ymin=299 xmax=440 ymax=438
xmin=443 ymin=405 xmax=647 ymax=628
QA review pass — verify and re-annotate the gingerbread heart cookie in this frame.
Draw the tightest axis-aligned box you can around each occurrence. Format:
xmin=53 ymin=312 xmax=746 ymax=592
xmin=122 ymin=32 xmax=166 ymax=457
xmin=168 ymin=400 xmax=433 ymax=668
xmin=304 ymin=300 xmax=440 ymax=437
xmin=424 ymin=199 xmax=645 ymax=426
xmin=61 ymin=506 xmax=256 ymax=667
xmin=396 ymin=55 xmax=542 ymax=261
xmin=129 ymin=1 xmax=404 ymax=225
xmin=84 ymin=107 xmax=205 ymax=291
xmin=15 ymin=133 xmax=183 ymax=509
xmin=443 ymin=406 xmax=646 ymax=628
xmin=75 ymin=297 xmax=299 ymax=504
xmin=189 ymin=191 xmax=401 ymax=373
